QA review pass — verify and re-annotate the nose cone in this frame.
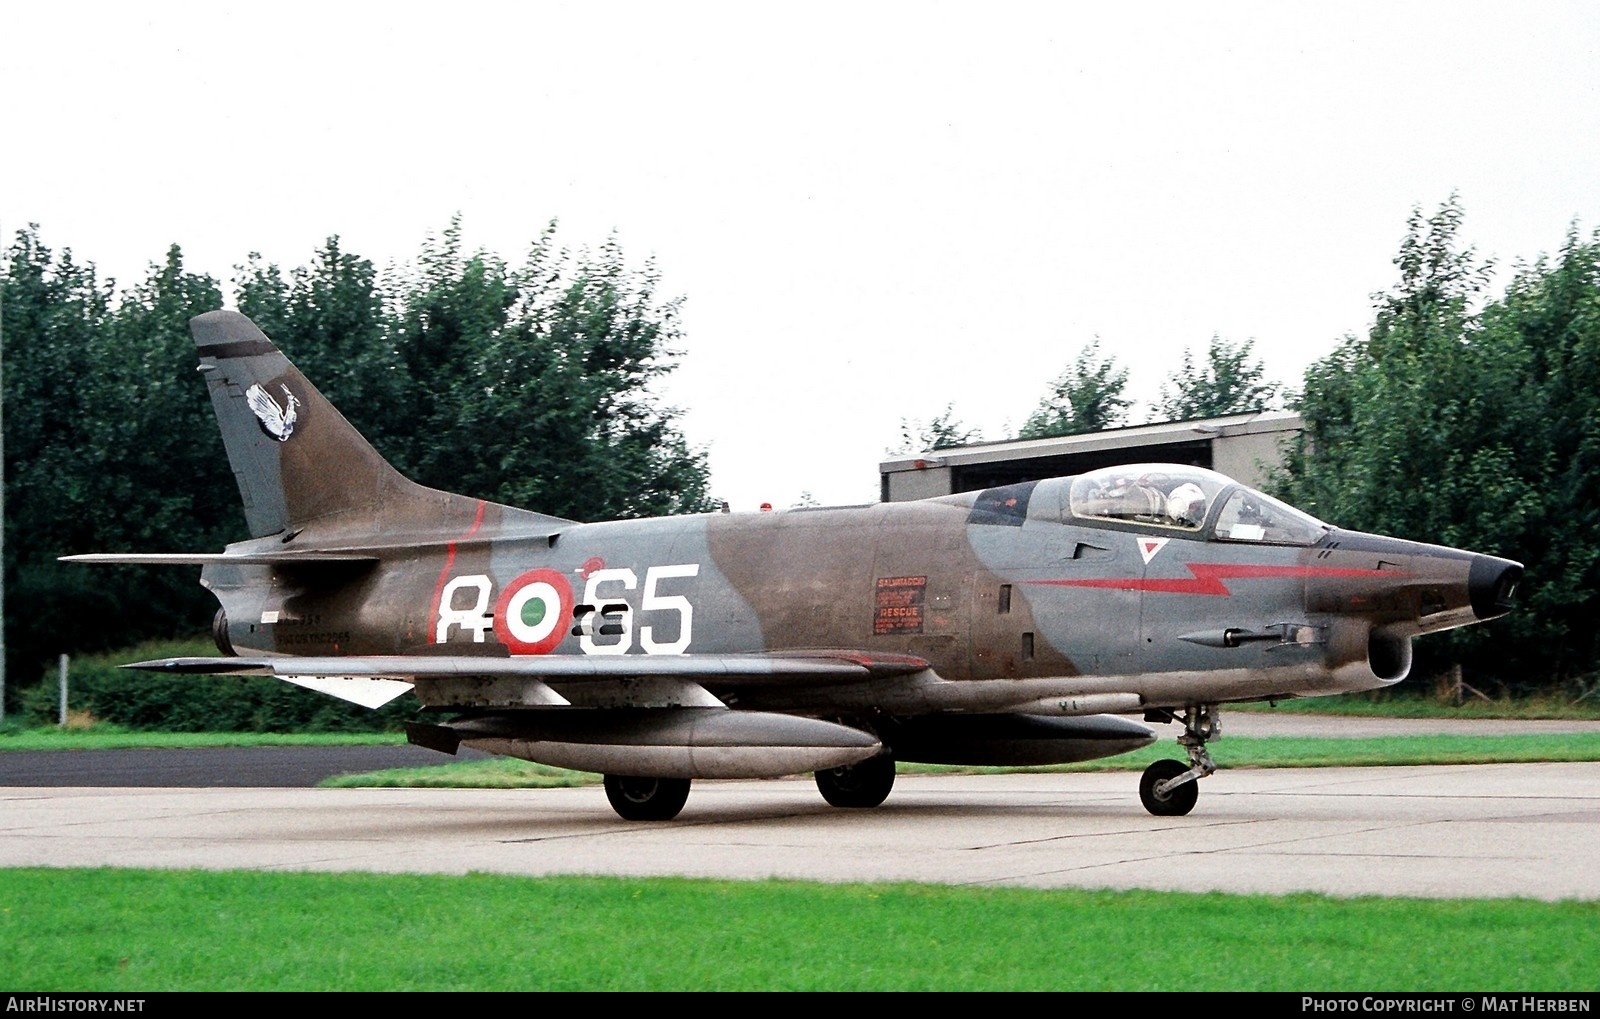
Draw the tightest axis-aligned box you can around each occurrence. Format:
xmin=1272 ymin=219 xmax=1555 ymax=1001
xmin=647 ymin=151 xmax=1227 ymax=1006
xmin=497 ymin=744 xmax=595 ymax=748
xmin=1469 ymin=554 xmax=1523 ymax=621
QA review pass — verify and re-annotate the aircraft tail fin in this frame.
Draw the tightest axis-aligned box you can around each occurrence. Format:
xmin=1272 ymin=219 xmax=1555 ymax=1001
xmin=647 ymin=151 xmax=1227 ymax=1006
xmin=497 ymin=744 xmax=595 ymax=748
xmin=190 ymin=310 xmax=571 ymax=541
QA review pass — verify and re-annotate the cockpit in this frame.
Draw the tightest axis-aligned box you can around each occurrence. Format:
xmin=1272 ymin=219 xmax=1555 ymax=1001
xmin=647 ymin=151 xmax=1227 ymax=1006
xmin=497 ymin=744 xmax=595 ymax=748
xmin=1066 ymin=464 xmax=1327 ymax=545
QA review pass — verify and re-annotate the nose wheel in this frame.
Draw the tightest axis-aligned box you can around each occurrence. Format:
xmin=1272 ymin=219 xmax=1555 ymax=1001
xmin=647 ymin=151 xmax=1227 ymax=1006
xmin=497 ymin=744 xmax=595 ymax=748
xmin=1139 ymin=705 xmax=1219 ymax=816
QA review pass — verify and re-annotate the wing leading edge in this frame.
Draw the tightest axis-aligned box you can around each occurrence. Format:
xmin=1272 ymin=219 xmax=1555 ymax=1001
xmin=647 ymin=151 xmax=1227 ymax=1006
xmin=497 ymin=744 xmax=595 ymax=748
xmin=122 ymin=650 xmax=930 ymax=681
xmin=121 ymin=651 xmax=935 ymax=709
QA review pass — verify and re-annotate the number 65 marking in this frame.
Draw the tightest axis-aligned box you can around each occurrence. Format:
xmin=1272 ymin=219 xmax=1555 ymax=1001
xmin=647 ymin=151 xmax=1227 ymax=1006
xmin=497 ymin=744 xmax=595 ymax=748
xmin=579 ymin=564 xmax=700 ymax=655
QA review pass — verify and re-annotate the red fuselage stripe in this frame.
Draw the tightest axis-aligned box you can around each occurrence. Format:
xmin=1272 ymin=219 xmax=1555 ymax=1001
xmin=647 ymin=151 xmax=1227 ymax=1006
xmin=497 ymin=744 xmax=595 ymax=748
xmin=428 ymin=500 xmax=489 ymax=636
xmin=1027 ymin=563 xmax=1398 ymax=596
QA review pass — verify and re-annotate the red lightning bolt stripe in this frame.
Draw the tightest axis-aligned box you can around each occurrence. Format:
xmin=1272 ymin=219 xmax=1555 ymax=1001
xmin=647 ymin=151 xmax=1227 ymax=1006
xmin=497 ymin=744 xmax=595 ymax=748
xmin=427 ymin=499 xmax=489 ymax=635
xmin=1027 ymin=563 xmax=1399 ymax=596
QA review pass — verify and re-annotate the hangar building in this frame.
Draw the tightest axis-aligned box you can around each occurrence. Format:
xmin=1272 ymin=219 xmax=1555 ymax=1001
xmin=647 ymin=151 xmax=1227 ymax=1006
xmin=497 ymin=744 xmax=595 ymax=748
xmin=878 ymin=409 xmax=1303 ymax=503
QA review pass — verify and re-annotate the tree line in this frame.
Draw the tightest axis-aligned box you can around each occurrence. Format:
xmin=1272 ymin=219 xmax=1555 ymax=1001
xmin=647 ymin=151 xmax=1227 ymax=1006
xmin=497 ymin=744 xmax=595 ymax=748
xmin=892 ymin=335 xmax=1283 ymax=454
xmin=6 ymin=200 xmax=1600 ymax=702
xmin=1 ymin=219 xmax=714 ymax=693
xmin=1280 ymin=200 xmax=1600 ymax=697
xmin=897 ymin=198 xmax=1600 ymax=697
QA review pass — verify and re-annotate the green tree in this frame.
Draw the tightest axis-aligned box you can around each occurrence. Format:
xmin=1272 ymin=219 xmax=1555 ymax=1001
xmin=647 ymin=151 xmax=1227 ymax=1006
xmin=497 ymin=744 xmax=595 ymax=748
xmin=891 ymin=403 xmax=982 ymax=454
xmin=1155 ymin=334 xmax=1280 ymax=421
xmin=1276 ymin=197 xmax=1596 ymax=693
xmin=1019 ymin=340 xmax=1131 ymax=438
xmin=1466 ymin=224 xmax=1600 ymax=688
xmin=2 ymin=232 xmax=227 ymax=687
xmin=99 ymin=244 xmax=231 ymax=552
xmin=386 ymin=219 xmax=713 ymax=521
xmin=2 ymin=220 xmax=715 ymax=699
xmin=234 ymin=237 xmax=408 ymax=461
xmin=228 ymin=219 xmax=714 ymax=524
xmin=3 ymin=227 xmax=118 ymax=691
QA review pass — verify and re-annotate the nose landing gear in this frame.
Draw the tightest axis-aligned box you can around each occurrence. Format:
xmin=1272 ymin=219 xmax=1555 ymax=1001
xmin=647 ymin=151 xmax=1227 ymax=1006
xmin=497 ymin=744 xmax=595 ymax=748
xmin=1139 ymin=705 xmax=1219 ymax=816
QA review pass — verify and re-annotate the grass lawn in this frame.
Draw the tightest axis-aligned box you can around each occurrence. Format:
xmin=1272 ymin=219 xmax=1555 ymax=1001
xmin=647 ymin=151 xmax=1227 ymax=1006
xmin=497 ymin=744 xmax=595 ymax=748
xmin=5 ymin=699 xmax=1597 ymax=992
xmin=3 ymin=868 xmax=1595 ymax=992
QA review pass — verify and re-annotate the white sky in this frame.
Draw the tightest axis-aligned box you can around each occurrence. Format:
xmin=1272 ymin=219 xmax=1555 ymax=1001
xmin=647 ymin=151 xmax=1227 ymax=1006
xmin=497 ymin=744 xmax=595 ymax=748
xmin=5 ymin=1 xmax=1599 ymax=513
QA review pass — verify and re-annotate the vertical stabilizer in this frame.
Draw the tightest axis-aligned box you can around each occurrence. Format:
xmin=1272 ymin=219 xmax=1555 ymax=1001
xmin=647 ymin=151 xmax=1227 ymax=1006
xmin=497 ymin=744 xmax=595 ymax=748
xmin=191 ymin=310 xmax=389 ymax=537
xmin=190 ymin=309 xmax=568 ymax=541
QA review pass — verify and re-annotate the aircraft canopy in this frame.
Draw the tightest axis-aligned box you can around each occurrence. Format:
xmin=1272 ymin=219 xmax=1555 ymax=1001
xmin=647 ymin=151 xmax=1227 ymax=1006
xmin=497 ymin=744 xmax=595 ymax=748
xmin=1067 ymin=464 xmax=1327 ymax=545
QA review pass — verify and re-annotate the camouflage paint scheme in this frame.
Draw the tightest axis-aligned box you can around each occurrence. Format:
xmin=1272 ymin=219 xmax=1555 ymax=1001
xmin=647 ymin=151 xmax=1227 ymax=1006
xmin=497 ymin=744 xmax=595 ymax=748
xmin=65 ymin=311 xmax=1523 ymax=820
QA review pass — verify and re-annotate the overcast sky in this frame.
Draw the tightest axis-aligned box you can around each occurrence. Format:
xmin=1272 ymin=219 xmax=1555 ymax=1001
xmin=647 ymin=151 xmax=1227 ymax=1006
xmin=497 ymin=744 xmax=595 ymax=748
xmin=5 ymin=2 xmax=1599 ymax=512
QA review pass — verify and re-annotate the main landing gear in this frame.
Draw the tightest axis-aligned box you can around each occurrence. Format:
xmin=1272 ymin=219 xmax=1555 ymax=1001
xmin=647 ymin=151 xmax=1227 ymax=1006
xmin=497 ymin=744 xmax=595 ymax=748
xmin=1139 ymin=705 xmax=1219 ymax=816
xmin=603 ymin=774 xmax=691 ymax=821
xmin=815 ymin=755 xmax=896 ymax=808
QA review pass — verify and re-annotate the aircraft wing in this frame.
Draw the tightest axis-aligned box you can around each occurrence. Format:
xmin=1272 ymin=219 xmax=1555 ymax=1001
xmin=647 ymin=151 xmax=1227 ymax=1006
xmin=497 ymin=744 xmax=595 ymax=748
xmin=120 ymin=651 xmax=935 ymax=709
xmin=122 ymin=651 xmax=929 ymax=681
xmin=60 ymin=552 xmax=379 ymax=565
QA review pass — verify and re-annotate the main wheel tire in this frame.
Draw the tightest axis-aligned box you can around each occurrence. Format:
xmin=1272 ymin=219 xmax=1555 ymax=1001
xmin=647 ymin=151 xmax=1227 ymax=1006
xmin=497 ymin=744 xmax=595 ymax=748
xmin=603 ymin=775 xmax=691 ymax=821
xmin=1140 ymin=758 xmax=1199 ymax=817
xmin=815 ymin=755 xmax=896 ymax=808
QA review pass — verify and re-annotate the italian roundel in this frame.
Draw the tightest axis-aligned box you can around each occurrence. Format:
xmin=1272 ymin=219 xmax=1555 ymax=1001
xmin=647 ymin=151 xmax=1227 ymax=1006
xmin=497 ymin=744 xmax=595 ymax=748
xmin=493 ymin=568 xmax=574 ymax=654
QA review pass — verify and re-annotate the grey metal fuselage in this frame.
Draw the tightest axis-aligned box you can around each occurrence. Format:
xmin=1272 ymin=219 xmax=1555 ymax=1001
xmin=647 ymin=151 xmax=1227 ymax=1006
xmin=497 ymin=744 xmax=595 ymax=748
xmin=203 ymin=471 xmax=1514 ymax=722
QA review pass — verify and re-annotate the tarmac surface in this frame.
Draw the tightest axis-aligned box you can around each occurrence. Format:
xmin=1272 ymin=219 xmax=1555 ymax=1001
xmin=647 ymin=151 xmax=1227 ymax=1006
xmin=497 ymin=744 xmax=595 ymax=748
xmin=3 ymin=710 xmax=1592 ymax=788
xmin=0 ymin=743 xmax=492 ymax=787
xmin=2 ymin=713 xmax=1598 ymax=901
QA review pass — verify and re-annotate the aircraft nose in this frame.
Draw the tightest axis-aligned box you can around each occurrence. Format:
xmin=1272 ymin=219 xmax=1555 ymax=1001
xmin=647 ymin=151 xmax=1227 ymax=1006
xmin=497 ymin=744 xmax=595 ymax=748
xmin=1469 ymin=554 xmax=1523 ymax=621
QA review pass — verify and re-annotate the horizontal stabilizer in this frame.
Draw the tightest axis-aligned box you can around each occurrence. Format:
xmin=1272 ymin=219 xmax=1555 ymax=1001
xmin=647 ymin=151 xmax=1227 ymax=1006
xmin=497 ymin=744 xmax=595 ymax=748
xmin=59 ymin=528 xmax=577 ymax=566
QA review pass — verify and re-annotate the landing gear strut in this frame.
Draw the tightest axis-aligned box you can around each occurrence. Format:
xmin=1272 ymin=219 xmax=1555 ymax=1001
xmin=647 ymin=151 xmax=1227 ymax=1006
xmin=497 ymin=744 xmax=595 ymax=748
xmin=1139 ymin=705 xmax=1219 ymax=816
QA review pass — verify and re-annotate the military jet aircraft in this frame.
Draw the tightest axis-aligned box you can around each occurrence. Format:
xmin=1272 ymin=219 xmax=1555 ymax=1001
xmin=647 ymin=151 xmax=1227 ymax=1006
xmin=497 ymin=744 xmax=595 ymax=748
xmin=64 ymin=310 xmax=1523 ymax=821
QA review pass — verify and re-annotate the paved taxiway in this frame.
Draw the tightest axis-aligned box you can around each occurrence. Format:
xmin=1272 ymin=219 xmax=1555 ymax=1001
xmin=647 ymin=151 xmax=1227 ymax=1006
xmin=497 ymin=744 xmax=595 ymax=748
xmin=2 ymin=760 xmax=1597 ymax=900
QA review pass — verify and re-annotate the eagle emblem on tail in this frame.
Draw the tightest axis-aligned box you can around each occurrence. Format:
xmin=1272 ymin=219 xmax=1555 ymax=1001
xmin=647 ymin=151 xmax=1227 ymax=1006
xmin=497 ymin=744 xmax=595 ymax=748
xmin=246 ymin=383 xmax=300 ymax=441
